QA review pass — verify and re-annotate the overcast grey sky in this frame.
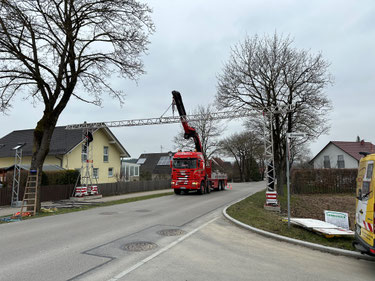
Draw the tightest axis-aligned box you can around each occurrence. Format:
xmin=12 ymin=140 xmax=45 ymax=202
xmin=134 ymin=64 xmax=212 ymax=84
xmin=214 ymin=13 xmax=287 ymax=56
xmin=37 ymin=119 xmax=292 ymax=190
xmin=1 ymin=0 xmax=375 ymax=160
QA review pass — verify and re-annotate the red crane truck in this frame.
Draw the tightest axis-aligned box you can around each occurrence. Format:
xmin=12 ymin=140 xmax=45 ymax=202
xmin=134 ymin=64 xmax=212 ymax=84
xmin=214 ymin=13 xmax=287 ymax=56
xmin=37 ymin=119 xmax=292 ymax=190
xmin=170 ymin=91 xmax=228 ymax=195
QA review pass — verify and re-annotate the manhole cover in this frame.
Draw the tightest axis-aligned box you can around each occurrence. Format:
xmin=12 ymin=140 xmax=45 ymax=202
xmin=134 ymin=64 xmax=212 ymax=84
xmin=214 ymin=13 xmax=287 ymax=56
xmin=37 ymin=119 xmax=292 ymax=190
xmin=135 ymin=209 xmax=151 ymax=213
xmin=99 ymin=212 xmax=118 ymax=215
xmin=122 ymin=241 xmax=158 ymax=252
xmin=157 ymin=229 xmax=187 ymax=236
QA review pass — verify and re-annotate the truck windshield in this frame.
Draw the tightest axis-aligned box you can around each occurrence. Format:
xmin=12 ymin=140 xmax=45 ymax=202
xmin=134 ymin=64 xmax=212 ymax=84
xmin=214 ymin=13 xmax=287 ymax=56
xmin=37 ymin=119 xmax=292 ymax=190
xmin=173 ymin=158 xmax=197 ymax=169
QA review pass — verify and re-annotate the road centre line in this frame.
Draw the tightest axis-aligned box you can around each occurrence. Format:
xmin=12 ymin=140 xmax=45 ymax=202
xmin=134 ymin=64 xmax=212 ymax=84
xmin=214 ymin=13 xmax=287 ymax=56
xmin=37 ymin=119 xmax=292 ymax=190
xmin=107 ymin=217 xmax=218 ymax=281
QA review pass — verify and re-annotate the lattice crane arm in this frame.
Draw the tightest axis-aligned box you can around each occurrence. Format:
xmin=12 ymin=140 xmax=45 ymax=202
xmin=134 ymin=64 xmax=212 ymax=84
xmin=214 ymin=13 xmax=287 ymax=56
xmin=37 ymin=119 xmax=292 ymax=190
xmin=65 ymin=110 xmax=253 ymax=130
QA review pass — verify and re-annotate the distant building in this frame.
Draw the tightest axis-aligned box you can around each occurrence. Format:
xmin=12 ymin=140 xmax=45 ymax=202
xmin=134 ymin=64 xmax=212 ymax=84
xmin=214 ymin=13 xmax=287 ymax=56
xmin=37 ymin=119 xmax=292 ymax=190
xmin=310 ymin=140 xmax=375 ymax=169
xmin=137 ymin=152 xmax=174 ymax=180
xmin=0 ymin=126 xmax=130 ymax=183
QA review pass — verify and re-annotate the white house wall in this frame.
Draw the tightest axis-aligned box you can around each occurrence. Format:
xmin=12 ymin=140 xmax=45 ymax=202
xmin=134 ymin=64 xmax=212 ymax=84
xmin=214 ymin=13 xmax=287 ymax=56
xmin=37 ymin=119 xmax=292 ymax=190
xmin=313 ymin=143 xmax=358 ymax=169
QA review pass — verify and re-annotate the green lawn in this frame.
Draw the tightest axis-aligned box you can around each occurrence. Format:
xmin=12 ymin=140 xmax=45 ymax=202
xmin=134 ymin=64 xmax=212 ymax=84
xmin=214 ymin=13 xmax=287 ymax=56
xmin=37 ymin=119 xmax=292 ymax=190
xmin=227 ymin=189 xmax=355 ymax=251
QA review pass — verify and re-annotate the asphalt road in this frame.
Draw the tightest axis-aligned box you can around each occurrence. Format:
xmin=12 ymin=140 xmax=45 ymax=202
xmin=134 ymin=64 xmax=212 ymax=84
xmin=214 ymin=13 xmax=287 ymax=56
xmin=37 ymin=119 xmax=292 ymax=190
xmin=1 ymin=182 xmax=374 ymax=281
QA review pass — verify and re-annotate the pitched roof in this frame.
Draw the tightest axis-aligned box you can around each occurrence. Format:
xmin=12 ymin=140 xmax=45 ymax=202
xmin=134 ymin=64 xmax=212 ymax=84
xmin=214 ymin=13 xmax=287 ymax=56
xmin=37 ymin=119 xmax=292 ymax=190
xmin=138 ymin=152 xmax=174 ymax=175
xmin=331 ymin=141 xmax=375 ymax=161
xmin=311 ymin=140 xmax=375 ymax=162
xmin=0 ymin=127 xmax=82 ymax=158
xmin=0 ymin=126 xmax=130 ymax=158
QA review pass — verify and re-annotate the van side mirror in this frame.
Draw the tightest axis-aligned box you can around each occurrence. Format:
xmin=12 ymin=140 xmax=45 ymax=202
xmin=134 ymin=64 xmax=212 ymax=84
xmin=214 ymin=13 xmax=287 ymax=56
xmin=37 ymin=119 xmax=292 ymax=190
xmin=357 ymin=189 xmax=362 ymax=200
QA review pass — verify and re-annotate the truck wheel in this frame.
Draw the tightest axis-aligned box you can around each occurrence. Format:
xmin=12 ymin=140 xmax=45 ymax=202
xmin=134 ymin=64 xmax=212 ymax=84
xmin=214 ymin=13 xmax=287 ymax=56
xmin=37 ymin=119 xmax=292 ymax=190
xmin=198 ymin=182 xmax=205 ymax=195
xmin=174 ymin=189 xmax=181 ymax=195
xmin=206 ymin=182 xmax=211 ymax=194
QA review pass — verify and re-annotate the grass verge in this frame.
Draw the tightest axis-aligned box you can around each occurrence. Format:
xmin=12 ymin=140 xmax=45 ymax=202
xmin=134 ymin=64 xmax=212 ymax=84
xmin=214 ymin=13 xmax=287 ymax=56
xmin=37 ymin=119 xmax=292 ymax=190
xmin=227 ymin=189 xmax=355 ymax=251
xmin=0 ymin=192 xmax=173 ymax=223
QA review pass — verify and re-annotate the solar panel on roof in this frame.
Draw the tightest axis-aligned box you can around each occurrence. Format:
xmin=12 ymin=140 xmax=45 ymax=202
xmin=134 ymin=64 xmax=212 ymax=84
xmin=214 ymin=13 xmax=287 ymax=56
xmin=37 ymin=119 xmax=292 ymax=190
xmin=157 ymin=156 xmax=170 ymax=165
xmin=137 ymin=158 xmax=146 ymax=164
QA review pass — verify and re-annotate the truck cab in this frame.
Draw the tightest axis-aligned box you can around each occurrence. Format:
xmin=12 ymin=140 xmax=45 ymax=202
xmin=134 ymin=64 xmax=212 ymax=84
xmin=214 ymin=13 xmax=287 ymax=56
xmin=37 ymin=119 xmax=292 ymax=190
xmin=171 ymin=151 xmax=209 ymax=195
xmin=354 ymin=153 xmax=375 ymax=256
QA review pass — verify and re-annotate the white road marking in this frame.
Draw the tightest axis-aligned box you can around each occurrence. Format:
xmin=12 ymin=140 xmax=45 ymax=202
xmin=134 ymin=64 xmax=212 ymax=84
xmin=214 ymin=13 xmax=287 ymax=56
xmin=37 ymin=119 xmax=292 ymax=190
xmin=107 ymin=217 xmax=218 ymax=281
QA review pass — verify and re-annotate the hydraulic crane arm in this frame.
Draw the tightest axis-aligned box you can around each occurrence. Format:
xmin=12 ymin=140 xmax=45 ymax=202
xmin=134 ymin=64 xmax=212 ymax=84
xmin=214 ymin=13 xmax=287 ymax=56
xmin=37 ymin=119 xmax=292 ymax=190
xmin=172 ymin=90 xmax=203 ymax=153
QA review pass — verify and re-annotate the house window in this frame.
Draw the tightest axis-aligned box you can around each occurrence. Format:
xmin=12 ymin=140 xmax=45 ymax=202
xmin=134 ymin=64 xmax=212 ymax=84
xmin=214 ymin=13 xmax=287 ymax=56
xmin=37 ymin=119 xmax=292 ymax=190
xmin=134 ymin=166 xmax=139 ymax=176
xmin=82 ymin=144 xmax=87 ymax=161
xmin=108 ymin=167 xmax=113 ymax=177
xmin=337 ymin=155 xmax=345 ymax=168
xmin=93 ymin=168 xmax=99 ymax=179
xmin=130 ymin=166 xmax=134 ymax=176
xmin=323 ymin=156 xmax=330 ymax=168
xmin=103 ymin=146 xmax=109 ymax=162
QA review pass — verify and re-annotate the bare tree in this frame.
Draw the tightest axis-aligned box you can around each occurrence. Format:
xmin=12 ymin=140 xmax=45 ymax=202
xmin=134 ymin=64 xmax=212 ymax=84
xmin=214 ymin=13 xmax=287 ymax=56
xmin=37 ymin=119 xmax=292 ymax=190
xmin=219 ymin=131 xmax=263 ymax=182
xmin=216 ymin=33 xmax=332 ymax=194
xmin=0 ymin=0 xmax=154 ymax=209
xmin=173 ymin=104 xmax=223 ymax=163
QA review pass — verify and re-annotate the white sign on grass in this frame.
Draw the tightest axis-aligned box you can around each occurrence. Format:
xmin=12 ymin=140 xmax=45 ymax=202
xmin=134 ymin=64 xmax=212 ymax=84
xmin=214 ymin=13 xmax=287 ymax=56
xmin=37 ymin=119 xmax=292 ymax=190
xmin=324 ymin=210 xmax=349 ymax=230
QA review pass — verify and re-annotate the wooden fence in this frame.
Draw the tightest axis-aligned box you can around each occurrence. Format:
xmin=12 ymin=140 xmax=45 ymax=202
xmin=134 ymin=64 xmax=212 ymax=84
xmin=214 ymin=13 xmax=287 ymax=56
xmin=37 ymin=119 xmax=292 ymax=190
xmin=0 ymin=180 xmax=171 ymax=206
xmin=291 ymin=168 xmax=357 ymax=194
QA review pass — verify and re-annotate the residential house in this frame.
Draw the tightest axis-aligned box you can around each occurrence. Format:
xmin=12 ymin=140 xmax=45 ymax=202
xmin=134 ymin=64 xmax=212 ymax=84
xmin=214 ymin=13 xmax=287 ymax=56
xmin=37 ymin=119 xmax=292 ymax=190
xmin=137 ymin=152 xmax=174 ymax=180
xmin=310 ymin=140 xmax=375 ymax=169
xmin=0 ymin=126 xmax=130 ymax=184
xmin=121 ymin=159 xmax=140 ymax=181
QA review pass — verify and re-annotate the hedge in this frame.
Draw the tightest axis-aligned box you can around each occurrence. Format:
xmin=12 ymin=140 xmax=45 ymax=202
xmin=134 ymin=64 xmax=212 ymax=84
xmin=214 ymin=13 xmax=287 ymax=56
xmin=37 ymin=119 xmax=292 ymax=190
xmin=291 ymin=168 xmax=357 ymax=194
xmin=4 ymin=169 xmax=79 ymax=187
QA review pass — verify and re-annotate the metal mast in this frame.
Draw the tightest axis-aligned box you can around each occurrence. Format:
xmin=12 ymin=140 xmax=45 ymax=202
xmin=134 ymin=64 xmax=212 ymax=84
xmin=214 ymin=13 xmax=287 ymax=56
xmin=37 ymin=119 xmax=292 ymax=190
xmin=263 ymin=105 xmax=292 ymax=208
xmin=80 ymin=128 xmax=94 ymax=192
xmin=263 ymin=110 xmax=275 ymax=192
xmin=11 ymin=143 xmax=25 ymax=207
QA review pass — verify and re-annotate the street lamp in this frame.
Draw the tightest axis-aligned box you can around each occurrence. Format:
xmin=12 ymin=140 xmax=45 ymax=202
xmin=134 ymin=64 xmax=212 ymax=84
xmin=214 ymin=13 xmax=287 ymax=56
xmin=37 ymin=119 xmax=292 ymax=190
xmin=286 ymin=133 xmax=306 ymax=227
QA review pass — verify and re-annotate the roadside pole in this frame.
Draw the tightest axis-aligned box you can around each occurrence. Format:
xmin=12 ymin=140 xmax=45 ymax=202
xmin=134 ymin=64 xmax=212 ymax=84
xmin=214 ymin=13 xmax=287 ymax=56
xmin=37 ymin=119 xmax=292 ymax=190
xmin=286 ymin=132 xmax=306 ymax=228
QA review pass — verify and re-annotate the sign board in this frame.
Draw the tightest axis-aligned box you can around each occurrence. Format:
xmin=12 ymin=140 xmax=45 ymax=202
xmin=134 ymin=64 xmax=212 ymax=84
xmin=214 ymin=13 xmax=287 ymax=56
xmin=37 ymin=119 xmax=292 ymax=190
xmin=324 ymin=210 xmax=350 ymax=230
xmin=287 ymin=132 xmax=306 ymax=138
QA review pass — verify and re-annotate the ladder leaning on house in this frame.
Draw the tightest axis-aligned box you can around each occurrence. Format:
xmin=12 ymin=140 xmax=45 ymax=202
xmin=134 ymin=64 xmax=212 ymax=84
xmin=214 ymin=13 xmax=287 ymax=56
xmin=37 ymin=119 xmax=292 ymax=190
xmin=20 ymin=169 xmax=39 ymax=216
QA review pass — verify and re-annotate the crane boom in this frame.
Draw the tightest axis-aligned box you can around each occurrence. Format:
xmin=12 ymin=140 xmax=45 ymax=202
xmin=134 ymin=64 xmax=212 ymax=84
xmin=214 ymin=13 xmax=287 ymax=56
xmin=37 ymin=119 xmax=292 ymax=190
xmin=65 ymin=109 xmax=252 ymax=130
xmin=172 ymin=90 xmax=202 ymax=153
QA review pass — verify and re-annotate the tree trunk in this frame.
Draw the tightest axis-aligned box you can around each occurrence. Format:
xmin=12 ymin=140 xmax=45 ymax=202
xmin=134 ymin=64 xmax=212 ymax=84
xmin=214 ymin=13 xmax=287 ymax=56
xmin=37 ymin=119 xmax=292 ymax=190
xmin=276 ymin=160 xmax=286 ymax=196
xmin=30 ymin=111 xmax=59 ymax=211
